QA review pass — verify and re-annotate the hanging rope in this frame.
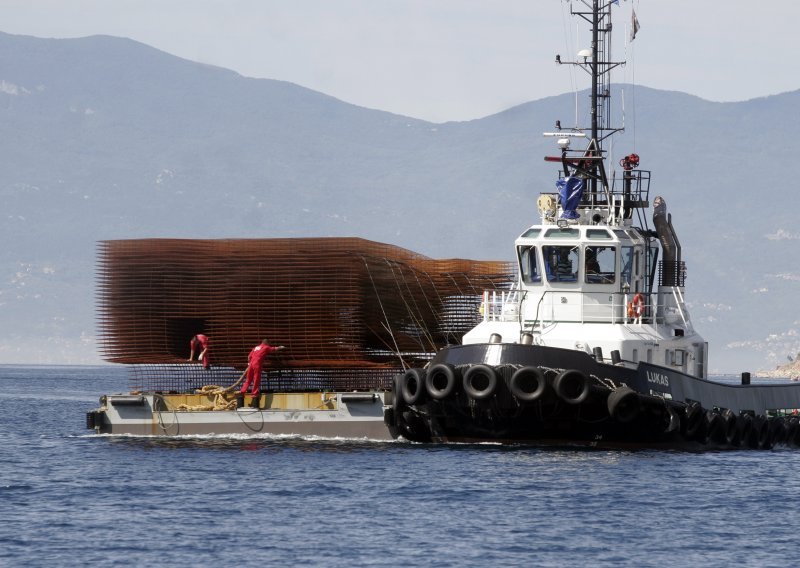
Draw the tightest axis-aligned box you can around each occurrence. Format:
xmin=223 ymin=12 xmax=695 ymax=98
xmin=559 ymin=0 xmax=580 ymax=128
xmin=413 ymin=269 xmax=459 ymax=346
xmin=384 ymin=259 xmax=437 ymax=353
xmin=395 ymin=263 xmax=438 ymax=351
xmin=362 ymin=256 xmax=404 ymax=367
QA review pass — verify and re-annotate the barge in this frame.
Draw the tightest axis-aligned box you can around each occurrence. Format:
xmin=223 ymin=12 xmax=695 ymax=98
xmin=86 ymin=238 xmax=512 ymax=438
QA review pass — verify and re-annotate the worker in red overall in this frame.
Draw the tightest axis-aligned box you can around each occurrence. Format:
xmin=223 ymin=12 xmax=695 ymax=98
xmin=240 ymin=339 xmax=285 ymax=396
xmin=188 ymin=334 xmax=211 ymax=369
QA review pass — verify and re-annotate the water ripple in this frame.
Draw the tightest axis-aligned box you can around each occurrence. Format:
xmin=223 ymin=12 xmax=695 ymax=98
xmin=2 ymin=366 xmax=799 ymax=566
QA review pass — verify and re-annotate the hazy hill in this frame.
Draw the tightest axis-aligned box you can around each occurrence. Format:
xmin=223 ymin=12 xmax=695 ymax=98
xmin=0 ymin=30 xmax=798 ymax=372
xmin=761 ymin=358 xmax=800 ymax=380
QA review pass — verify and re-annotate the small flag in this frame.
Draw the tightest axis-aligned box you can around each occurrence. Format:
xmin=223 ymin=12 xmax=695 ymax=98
xmin=630 ymin=8 xmax=640 ymax=41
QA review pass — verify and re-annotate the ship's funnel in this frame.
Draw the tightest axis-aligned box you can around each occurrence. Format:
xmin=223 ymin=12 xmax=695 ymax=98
xmin=652 ymin=196 xmax=682 ymax=286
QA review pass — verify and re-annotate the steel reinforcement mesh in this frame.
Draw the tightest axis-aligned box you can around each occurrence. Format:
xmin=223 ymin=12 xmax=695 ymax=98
xmin=128 ymin=364 xmax=397 ymax=393
xmin=97 ymin=237 xmax=514 ymax=391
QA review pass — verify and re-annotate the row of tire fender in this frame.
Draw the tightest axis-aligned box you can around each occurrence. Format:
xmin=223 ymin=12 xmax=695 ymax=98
xmin=398 ymin=364 xmax=497 ymax=404
xmin=682 ymin=402 xmax=749 ymax=446
xmin=396 ymin=364 xmax=593 ymax=405
xmin=605 ymin=387 xmax=683 ymax=432
xmin=394 ymin=365 xmax=800 ymax=448
xmin=401 ymin=366 xmax=785 ymax=445
xmin=672 ymin=400 xmax=798 ymax=448
xmin=605 ymin=388 xmax=800 ymax=448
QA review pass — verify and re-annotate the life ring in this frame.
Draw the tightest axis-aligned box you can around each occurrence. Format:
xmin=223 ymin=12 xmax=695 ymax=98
xmin=425 ymin=363 xmax=460 ymax=400
xmin=627 ymin=293 xmax=645 ymax=319
xmin=509 ymin=367 xmax=547 ymax=403
xmin=463 ymin=365 xmax=498 ymax=400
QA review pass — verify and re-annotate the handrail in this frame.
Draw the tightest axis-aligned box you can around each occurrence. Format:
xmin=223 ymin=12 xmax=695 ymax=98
xmin=479 ymin=287 xmax=696 ymax=331
xmin=671 ymin=287 xmax=693 ymax=332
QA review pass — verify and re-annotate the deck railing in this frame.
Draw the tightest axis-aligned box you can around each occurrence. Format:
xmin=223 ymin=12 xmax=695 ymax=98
xmin=480 ymin=289 xmax=690 ymax=329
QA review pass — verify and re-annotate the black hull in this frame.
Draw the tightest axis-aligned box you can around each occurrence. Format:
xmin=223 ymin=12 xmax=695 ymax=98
xmin=386 ymin=344 xmax=800 ymax=450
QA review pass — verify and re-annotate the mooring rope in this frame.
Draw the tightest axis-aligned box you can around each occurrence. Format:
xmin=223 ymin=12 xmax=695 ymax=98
xmin=166 ymin=369 xmax=248 ymax=412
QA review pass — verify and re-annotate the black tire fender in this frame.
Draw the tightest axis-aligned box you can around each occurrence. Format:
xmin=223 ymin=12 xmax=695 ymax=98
xmin=401 ymin=368 xmax=426 ymax=405
xmin=392 ymin=374 xmax=404 ymax=411
xmin=755 ymin=416 xmax=771 ymax=449
xmin=682 ymin=403 xmax=704 ymax=439
xmin=739 ymin=414 xmax=754 ymax=447
xmin=789 ymin=417 xmax=800 ymax=447
xmin=706 ymin=411 xmax=726 ymax=444
xmin=463 ymin=365 xmax=498 ymax=400
xmin=607 ymin=387 xmax=640 ymax=423
xmin=768 ymin=418 xmax=786 ymax=447
xmin=553 ymin=369 xmax=590 ymax=405
xmin=721 ymin=409 xmax=738 ymax=445
xmin=508 ymin=366 xmax=547 ymax=403
xmin=746 ymin=416 xmax=769 ymax=449
xmin=425 ymin=363 xmax=459 ymax=400
xmin=664 ymin=404 xmax=681 ymax=434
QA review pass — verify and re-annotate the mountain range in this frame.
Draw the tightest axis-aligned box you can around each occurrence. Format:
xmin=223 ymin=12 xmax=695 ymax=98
xmin=1 ymin=30 xmax=798 ymax=373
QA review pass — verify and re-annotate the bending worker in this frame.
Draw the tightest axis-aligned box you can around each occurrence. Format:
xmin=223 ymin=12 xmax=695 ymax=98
xmin=240 ymin=338 xmax=286 ymax=397
xmin=188 ymin=334 xmax=211 ymax=370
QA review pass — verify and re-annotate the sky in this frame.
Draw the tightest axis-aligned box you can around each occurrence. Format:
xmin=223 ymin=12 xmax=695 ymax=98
xmin=2 ymin=0 xmax=798 ymax=123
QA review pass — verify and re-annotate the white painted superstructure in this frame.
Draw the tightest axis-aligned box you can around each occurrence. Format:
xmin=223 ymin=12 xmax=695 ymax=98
xmin=464 ymin=172 xmax=707 ymax=379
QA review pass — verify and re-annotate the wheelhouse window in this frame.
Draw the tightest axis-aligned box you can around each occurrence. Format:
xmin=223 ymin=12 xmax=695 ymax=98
xmin=587 ymin=229 xmax=612 ymax=240
xmin=585 ymin=246 xmax=616 ymax=284
xmin=517 ymin=246 xmax=541 ymax=285
xmin=544 ymin=228 xmax=579 ymax=239
xmin=521 ymin=228 xmax=541 ymax=238
xmin=543 ymin=245 xmax=578 ymax=282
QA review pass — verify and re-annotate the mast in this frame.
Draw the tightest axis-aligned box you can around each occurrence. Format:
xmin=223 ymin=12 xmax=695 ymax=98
xmin=591 ymin=0 xmax=599 ymax=145
xmin=556 ymin=0 xmax=625 ymax=194
xmin=545 ymin=1 xmax=653 ymax=236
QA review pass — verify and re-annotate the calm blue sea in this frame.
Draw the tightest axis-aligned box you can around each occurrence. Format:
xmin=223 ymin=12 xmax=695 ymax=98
xmin=1 ymin=365 xmax=798 ymax=567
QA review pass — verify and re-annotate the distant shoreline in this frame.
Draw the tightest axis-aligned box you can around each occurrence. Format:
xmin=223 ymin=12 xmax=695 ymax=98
xmin=758 ymin=365 xmax=800 ymax=380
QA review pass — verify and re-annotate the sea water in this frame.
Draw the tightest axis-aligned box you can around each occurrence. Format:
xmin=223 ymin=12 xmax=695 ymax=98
xmin=0 ymin=365 xmax=798 ymax=567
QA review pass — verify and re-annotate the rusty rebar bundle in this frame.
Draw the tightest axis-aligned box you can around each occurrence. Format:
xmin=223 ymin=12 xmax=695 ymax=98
xmin=97 ymin=238 xmax=514 ymax=376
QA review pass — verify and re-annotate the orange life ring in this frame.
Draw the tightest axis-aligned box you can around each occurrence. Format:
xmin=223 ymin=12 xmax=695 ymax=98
xmin=627 ymin=293 xmax=645 ymax=318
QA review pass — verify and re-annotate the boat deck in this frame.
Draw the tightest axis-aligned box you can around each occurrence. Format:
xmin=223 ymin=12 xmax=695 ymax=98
xmin=89 ymin=390 xmax=393 ymax=438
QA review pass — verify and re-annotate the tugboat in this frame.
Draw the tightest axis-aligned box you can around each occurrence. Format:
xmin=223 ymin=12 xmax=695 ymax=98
xmin=387 ymin=0 xmax=800 ymax=449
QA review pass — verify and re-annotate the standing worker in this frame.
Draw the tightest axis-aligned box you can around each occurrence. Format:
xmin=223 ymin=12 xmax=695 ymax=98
xmin=240 ymin=339 xmax=285 ymax=397
xmin=188 ymin=334 xmax=211 ymax=370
